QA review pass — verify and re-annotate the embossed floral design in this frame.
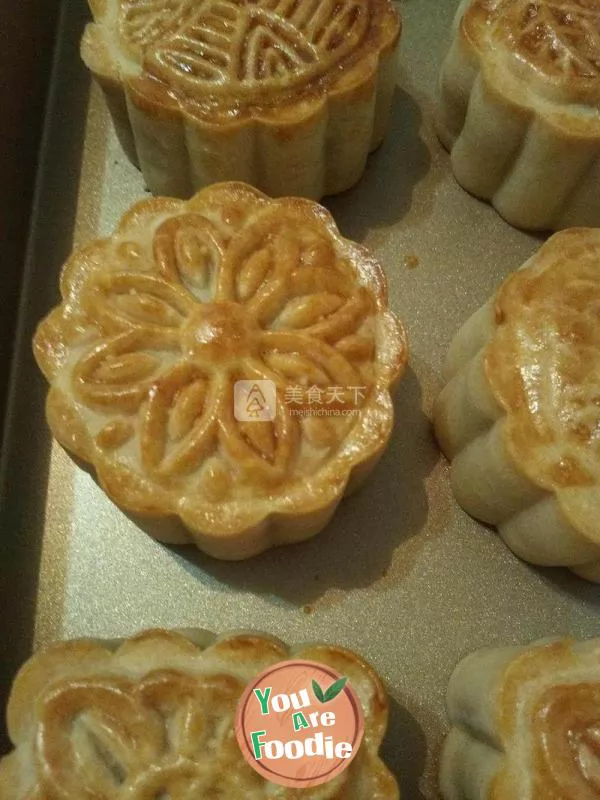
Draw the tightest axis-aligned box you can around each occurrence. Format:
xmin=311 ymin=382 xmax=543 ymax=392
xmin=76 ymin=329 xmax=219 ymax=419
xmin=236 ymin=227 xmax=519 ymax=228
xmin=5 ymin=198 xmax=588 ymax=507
xmin=31 ymin=672 xmax=352 ymax=799
xmin=31 ymin=671 xmax=254 ymax=799
xmin=1 ymin=631 xmax=398 ymax=799
xmin=468 ymin=0 xmax=600 ymax=90
xmin=82 ymin=1 xmax=401 ymax=201
xmin=442 ymin=637 xmax=600 ymax=800
xmin=119 ymin=0 xmax=387 ymax=111
xmin=439 ymin=0 xmax=600 ymax=232
xmin=493 ymin=0 xmax=600 ymax=80
xmin=486 ymin=229 xmax=600 ymax=492
xmin=500 ymin=640 xmax=600 ymax=800
xmin=34 ymin=184 xmax=406 ymax=555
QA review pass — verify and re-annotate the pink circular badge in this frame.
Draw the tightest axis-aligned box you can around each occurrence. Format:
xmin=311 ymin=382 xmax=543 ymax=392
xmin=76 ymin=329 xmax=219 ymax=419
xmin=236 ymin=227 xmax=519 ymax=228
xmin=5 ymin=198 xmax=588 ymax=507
xmin=235 ymin=659 xmax=365 ymax=788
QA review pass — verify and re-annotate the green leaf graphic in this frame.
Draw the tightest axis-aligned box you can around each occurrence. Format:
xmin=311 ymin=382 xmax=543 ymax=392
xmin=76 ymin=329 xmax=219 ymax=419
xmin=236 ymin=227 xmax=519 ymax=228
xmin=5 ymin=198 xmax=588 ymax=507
xmin=323 ymin=677 xmax=348 ymax=702
xmin=312 ymin=679 xmax=325 ymax=703
xmin=313 ymin=676 xmax=348 ymax=703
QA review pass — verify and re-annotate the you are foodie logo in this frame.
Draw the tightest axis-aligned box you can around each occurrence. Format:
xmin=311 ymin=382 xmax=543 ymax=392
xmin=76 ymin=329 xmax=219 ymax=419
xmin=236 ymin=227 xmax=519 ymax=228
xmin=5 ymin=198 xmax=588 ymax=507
xmin=235 ymin=660 xmax=365 ymax=788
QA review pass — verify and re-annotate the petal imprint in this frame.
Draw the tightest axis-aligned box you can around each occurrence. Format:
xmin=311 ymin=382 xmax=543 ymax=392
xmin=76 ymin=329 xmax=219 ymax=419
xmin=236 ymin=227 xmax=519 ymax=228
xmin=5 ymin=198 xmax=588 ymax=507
xmin=140 ymin=363 xmax=217 ymax=479
xmin=236 ymin=247 xmax=273 ymax=303
xmin=168 ymin=379 xmax=207 ymax=442
xmin=275 ymin=292 xmax=345 ymax=330
xmin=219 ymin=373 xmax=300 ymax=486
xmin=153 ymin=214 xmax=226 ymax=301
xmin=84 ymin=273 xmax=193 ymax=335
xmin=74 ymin=332 xmax=166 ymax=414
xmin=38 ymin=679 xmax=163 ymax=799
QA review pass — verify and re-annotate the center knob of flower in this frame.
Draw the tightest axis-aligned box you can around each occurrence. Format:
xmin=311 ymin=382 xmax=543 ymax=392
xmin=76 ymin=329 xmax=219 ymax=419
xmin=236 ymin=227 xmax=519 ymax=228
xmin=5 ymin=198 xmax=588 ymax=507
xmin=182 ymin=301 xmax=259 ymax=365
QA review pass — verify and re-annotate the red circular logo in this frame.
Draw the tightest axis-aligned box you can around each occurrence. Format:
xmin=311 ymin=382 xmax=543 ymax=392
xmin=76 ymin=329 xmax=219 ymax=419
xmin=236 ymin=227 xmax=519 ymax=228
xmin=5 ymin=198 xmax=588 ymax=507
xmin=235 ymin=659 xmax=365 ymax=788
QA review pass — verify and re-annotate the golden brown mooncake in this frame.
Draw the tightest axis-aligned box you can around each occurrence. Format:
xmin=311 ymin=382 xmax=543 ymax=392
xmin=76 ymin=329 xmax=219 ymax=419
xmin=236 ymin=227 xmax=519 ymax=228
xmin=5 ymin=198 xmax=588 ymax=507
xmin=433 ymin=228 xmax=600 ymax=581
xmin=440 ymin=636 xmax=600 ymax=800
xmin=438 ymin=0 xmax=600 ymax=231
xmin=81 ymin=0 xmax=401 ymax=200
xmin=0 ymin=628 xmax=400 ymax=799
xmin=33 ymin=182 xmax=407 ymax=560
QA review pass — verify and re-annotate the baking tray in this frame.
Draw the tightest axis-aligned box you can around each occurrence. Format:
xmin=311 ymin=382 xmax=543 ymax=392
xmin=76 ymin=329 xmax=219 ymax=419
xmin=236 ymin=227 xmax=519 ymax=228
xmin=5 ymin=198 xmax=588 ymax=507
xmin=0 ymin=0 xmax=62 ymax=435
xmin=2 ymin=0 xmax=600 ymax=797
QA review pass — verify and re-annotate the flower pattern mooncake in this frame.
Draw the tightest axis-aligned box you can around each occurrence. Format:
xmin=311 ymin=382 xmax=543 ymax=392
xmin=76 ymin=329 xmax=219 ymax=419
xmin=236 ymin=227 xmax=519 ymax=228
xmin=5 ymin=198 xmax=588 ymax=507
xmin=441 ymin=636 xmax=600 ymax=799
xmin=434 ymin=228 xmax=600 ymax=581
xmin=33 ymin=182 xmax=407 ymax=559
xmin=0 ymin=629 xmax=399 ymax=799
xmin=81 ymin=0 xmax=401 ymax=199
xmin=438 ymin=0 xmax=600 ymax=231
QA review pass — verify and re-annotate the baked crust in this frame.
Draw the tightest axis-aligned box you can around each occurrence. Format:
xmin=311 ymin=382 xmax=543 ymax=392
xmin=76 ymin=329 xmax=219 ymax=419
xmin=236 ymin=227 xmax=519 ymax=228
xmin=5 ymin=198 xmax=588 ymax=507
xmin=81 ymin=0 xmax=401 ymax=199
xmin=0 ymin=628 xmax=399 ymax=799
xmin=438 ymin=0 xmax=600 ymax=230
xmin=440 ymin=636 xmax=600 ymax=800
xmin=33 ymin=182 xmax=407 ymax=559
xmin=433 ymin=228 xmax=600 ymax=581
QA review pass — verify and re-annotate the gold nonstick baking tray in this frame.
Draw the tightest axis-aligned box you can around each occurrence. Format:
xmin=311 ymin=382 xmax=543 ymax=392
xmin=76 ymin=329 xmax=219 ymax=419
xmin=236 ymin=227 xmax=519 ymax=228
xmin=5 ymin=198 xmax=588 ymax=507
xmin=1 ymin=1 xmax=599 ymax=797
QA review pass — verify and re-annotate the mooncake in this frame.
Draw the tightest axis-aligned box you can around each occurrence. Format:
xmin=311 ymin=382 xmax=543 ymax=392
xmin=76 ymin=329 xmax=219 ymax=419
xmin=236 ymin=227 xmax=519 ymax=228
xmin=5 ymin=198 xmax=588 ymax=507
xmin=33 ymin=182 xmax=407 ymax=559
xmin=81 ymin=0 xmax=401 ymax=199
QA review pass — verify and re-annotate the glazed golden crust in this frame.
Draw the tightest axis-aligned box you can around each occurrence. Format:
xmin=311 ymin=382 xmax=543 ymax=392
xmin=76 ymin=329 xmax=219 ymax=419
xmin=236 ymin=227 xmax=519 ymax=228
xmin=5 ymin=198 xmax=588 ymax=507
xmin=433 ymin=228 xmax=600 ymax=579
xmin=440 ymin=637 xmax=600 ymax=800
xmin=81 ymin=0 xmax=401 ymax=198
xmin=33 ymin=182 xmax=407 ymax=559
xmin=485 ymin=228 xmax=600 ymax=539
xmin=483 ymin=0 xmax=600 ymax=87
xmin=83 ymin=0 xmax=400 ymax=123
xmin=0 ymin=629 xmax=399 ymax=799
xmin=437 ymin=0 xmax=600 ymax=230
xmin=461 ymin=0 xmax=600 ymax=134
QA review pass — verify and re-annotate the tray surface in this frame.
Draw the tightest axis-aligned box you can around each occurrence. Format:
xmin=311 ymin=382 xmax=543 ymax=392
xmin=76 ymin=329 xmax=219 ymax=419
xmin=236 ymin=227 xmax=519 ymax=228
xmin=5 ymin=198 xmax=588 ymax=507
xmin=2 ymin=1 xmax=600 ymax=797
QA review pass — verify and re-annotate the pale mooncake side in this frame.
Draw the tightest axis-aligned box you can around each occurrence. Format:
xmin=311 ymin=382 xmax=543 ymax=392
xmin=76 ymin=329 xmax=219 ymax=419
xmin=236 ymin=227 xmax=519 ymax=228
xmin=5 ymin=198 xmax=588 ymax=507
xmin=81 ymin=0 xmax=401 ymax=200
xmin=33 ymin=182 xmax=407 ymax=560
xmin=438 ymin=0 xmax=600 ymax=231
xmin=0 ymin=629 xmax=399 ymax=799
xmin=440 ymin=636 xmax=600 ymax=799
xmin=434 ymin=228 xmax=600 ymax=581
